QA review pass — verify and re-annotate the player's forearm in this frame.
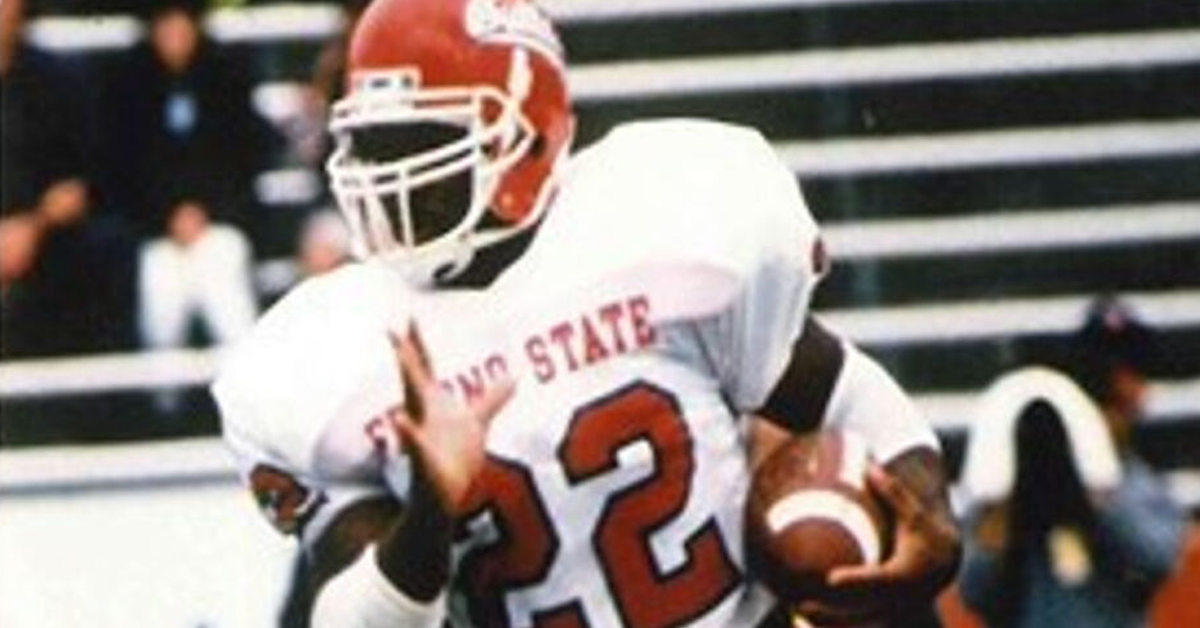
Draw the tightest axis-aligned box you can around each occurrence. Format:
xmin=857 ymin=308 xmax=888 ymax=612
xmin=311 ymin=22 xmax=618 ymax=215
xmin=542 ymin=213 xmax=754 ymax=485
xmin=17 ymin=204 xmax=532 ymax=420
xmin=309 ymin=491 xmax=449 ymax=628
xmin=307 ymin=496 xmax=404 ymax=599
xmin=376 ymin=470 xmax=454 ymax=602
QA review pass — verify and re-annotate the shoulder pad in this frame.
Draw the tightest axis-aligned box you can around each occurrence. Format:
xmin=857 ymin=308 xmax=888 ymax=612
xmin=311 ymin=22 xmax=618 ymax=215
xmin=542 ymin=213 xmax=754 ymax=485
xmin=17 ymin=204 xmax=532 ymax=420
xmin=505 ymin=120 xmax=823 ymax=320
xmin=213 ymin=263 xmax=409 ymax=473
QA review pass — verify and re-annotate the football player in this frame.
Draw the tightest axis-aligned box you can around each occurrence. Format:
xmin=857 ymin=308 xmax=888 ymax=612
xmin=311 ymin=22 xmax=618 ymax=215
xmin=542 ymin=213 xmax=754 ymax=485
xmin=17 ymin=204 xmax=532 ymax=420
xmin=211 ymin=0 xmax=961 ymax=626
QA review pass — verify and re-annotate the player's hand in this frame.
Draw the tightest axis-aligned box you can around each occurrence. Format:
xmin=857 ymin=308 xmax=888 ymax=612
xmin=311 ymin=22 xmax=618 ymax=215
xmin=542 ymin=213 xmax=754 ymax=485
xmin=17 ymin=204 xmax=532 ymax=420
xmin=387 ymin=324 xmax=514 ymax=517
xmin=796 ymin=463 xmax=961 ymax=625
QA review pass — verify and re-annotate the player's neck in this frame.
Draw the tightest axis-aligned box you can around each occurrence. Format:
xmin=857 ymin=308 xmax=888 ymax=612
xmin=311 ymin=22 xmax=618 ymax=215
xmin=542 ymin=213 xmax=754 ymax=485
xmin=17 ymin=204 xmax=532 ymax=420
xmin=437 ymin=221 xmax=540 ymax=289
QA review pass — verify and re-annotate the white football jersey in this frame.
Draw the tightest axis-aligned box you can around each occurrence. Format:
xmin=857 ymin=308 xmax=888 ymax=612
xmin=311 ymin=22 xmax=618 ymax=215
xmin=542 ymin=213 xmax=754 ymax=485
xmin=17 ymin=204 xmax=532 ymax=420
xmin=214 ymin=119 xmax=825 ymax=628
xmin=436 ymin=120 xmax=822 ymax=628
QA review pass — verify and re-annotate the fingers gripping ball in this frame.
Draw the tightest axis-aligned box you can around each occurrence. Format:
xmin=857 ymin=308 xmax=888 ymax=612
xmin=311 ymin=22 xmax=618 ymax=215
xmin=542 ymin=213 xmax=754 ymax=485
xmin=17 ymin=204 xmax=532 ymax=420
xmin=745 ymin=428 xmax=890 ymax=602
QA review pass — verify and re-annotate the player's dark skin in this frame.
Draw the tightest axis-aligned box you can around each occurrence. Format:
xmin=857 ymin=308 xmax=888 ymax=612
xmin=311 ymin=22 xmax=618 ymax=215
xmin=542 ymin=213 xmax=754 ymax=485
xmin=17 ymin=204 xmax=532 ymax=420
xmin=301 ymin=319 xmax=961 ymax=627
xmin=751 ymin=422 xmax=961 ymax=626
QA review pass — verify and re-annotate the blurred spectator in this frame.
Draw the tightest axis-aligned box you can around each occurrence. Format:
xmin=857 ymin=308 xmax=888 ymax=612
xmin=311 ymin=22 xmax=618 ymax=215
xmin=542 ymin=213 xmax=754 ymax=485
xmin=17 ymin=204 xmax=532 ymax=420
xmin=101 ymin=0 xmax=277 ymax=242
xmin=292 ymin=0 xmax=370 ymax=168
xmin=254 ymin=210 xmax=351 ymax=308
xmin=1071 ymin=297 xmax=1164 ymax=453
xmin=0 ymin=0 xmax=82 ymax=220
xmin=138 ymin=198 xmax=256 ymax=418
xmin=958 ymin=305 xmax=1188 ymax=628
xmin=1 ymin=0 xmax=134 ymax=358
xmin=295 ymin=210 xmax=351 ymax=278
xmin=0 ymin=214 xmax=42 ymax=291
xmin=309 ymin=0 xmax=369 ymax=106
xmin=99 ymin=0 xmax=279 ymax=356
xmin=138 ymin=199 xmax=256 ymax=351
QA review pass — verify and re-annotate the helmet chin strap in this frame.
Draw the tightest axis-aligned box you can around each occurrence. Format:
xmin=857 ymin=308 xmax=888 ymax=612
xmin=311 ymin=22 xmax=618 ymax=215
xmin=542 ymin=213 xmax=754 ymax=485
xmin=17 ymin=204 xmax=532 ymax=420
xmin=373 ymin=233 xmax=476 ymax=287
xmin=432 ymin=238 xmax=477 ymax=283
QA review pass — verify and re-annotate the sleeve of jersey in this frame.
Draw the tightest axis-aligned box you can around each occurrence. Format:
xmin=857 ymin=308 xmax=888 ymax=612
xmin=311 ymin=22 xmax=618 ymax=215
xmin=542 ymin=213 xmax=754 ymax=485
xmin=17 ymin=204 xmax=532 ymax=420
xmin=701 ymin=135 xmax=826 ymax=413
xmin=220 ymin=409 xmax=385 ymax=544
xmin=211 ymin=266 xmax=403 ymax=543
xmin=312 ymin=545 xmax=447 ymax=628
xmin=823 ymin=341 xmax=941 ymax=463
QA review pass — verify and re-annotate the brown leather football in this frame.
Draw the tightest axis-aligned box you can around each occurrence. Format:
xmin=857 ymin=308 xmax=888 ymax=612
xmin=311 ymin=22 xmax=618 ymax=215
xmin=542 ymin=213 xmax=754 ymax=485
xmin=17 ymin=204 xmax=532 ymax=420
xmin=745 ymin=427 xmax=889 ymax=603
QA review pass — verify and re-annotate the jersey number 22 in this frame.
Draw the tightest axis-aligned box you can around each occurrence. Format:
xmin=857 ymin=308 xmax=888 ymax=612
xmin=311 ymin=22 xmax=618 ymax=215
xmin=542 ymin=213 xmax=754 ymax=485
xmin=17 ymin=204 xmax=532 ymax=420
xmin=458 ymin=381 xmax=741 ymax=628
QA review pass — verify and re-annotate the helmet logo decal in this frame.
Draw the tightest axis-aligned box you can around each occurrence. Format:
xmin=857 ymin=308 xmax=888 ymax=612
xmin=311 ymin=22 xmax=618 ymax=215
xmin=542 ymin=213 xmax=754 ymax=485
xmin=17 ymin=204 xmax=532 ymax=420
xmin=465 ymin=0 xmax=564 ymax=67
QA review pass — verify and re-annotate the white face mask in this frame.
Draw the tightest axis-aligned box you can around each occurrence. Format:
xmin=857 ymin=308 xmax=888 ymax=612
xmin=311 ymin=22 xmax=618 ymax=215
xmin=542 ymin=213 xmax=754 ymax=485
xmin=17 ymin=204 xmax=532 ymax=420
xmin=326 ymin=68 xmax=537 ymax=285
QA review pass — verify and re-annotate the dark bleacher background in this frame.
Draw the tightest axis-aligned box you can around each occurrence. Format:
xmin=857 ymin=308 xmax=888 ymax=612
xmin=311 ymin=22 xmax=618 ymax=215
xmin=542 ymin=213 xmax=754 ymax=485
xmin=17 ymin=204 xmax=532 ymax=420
xmin=4 ymin=0 xmax=1199 ymax=497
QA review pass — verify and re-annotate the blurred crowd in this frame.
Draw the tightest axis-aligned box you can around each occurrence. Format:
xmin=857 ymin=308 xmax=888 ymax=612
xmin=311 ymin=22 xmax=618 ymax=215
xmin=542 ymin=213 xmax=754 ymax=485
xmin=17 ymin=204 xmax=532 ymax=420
xmin=956 ymin=298 xmax=1192 ymax=628
xmin=1 ymin=0 xmax=359 ymax=361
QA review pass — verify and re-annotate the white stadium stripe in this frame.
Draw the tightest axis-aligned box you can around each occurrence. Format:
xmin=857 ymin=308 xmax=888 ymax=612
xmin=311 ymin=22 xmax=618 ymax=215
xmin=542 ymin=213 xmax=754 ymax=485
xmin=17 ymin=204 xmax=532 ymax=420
xmin=823 ymin=202 xmax=1200 ymax=260
xmin=567 ymin=29 xmax=1200 ymax=101
xmin=26 ymin=6 xmax=345 ymax=51
xmin=779 ymin=120 xmax=1200 ymax=176
xmin=822 ymin=289 xmax=1200 ymax=347
xmin=0 ymin=349 xmax=224 ymax=398
xmin=204 ymin=4 xmax=345 ymax=42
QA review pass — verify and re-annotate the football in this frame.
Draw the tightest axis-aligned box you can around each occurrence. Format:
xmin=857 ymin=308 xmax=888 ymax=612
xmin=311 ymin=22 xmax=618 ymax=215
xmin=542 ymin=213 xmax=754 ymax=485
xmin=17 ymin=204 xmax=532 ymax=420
xmin=745 ymin=427 xmax=889 ymax=602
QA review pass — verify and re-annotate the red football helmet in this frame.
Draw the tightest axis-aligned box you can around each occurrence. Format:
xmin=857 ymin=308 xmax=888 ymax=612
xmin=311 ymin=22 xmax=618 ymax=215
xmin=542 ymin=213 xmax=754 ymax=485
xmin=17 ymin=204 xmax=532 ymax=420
xmin=327 ymin=0 xmax=575 ymax=283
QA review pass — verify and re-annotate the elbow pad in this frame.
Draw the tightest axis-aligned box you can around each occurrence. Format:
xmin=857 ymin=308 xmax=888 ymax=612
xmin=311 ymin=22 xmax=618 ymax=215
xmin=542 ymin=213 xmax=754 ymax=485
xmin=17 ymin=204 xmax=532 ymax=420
xmin=312 ymin=544 xmax=447 ymax=628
